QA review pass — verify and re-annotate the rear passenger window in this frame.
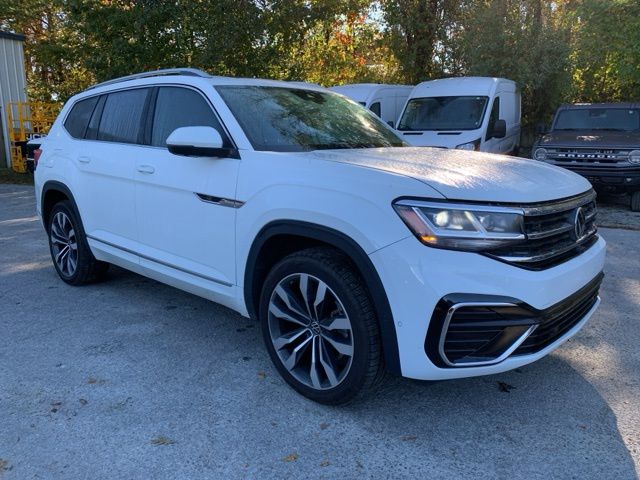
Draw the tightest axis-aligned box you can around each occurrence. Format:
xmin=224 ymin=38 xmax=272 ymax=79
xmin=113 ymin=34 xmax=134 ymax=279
xmin=64 ymin=97 xmax=99 ymax=139
xmin=370 ymin=102 xmax=381 ymax=118
xmin=151 ymin=87 xmax=230 ymax=148
xmin=98 ymin=88 xmax=149 ymax=144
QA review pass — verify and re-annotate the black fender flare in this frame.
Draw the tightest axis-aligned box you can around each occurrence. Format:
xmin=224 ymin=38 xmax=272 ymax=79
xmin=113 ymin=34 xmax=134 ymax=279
xmin=41 ymin=180 xmax=82 ymax=231
xmin=244 ymin=220 xmax=401 ymax=375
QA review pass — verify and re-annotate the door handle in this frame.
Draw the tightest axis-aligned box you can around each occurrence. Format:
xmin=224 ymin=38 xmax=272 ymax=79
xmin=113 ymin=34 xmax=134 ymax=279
xmin=78 ymin=156 xmax=91 ymax=164
xmin=137 ymin=165 xmax=155 ymax=174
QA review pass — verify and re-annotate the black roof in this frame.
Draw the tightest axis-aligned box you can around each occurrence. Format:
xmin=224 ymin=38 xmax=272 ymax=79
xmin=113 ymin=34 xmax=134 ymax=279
xmin=0 ymin=30 xmax=25 ymax=41
xmin=559 ymin=102 xmax=640 ymax=110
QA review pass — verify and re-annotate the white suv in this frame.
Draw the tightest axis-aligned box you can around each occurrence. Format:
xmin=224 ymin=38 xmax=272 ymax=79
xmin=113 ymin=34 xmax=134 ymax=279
xmin=34 ymin=68 xmax=605 ymax=404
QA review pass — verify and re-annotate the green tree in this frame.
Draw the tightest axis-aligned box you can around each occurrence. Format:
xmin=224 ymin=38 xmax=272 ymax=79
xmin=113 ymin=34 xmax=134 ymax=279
xmin=381 ymin=0 xmax=463 ymax=84
xmin=570 ymin=0 xmax=640 ymax=102
xmin=458 ymin=0 xmax=572 ymax=127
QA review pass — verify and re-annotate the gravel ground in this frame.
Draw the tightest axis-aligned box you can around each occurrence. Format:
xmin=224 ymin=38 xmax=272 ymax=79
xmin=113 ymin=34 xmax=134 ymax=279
xmin=1 ymin=184 xmax=639 ymax=480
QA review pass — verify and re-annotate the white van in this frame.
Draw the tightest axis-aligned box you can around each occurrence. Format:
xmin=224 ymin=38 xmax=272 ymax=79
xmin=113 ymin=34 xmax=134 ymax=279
xmin=397 ymin=77 xmax=521 ymax=154
xmin=329 ymin=83 xmax=413 ymax=127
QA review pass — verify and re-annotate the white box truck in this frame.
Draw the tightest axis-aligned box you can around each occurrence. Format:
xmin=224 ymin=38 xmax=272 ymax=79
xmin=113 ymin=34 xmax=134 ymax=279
xmin=397 ymin=77 xmax=521 ymax=154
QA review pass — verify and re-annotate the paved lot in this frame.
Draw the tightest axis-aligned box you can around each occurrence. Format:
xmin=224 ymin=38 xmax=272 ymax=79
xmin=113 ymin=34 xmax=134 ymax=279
xmin=1 ymin=184 xmax=639 ymax=479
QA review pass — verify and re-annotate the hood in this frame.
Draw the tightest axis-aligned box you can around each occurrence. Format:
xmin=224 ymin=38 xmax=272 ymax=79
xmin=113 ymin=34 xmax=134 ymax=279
xmin=308 ymin=147 xmax=591 ymax=203
xmin=540 ymin=130 xmax=640 ymax=149
xmin=399 ymin=130 xmax=482 ymax=148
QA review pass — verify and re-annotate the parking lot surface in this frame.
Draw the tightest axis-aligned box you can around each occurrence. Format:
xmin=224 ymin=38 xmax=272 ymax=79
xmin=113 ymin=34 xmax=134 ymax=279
xmin=1 ymin=184 xmax=639 ymax=479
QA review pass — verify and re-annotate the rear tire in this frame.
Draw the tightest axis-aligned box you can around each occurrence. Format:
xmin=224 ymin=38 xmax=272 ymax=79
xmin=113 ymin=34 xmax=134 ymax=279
xmin=631 ymin=191 xmax=640 ymax=212
xmin=47 ymin=200 xmax=109 ymax=285
xmin=259 ymin=247 xmax=385 ymax=404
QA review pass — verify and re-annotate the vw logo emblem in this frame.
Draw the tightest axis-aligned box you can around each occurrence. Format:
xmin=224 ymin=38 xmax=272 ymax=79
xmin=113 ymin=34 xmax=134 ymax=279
xmin=573 ymin=207 xmax=586 ymax=240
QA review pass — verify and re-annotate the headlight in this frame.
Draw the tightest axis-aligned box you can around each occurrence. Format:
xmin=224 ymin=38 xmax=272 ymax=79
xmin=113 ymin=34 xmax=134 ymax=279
xmin=393 ymin=199 xmax=525 ymax=251
xmin=533 ymin=148 xmax=547 ymax=161
xmin=629 ymin=150 xmax=640 ymax=164
xmin=455 ymin=139 xmax=480 ymax=151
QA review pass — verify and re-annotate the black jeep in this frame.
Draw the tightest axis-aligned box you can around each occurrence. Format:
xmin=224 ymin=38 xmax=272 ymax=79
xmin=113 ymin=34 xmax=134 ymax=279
xmin=533 ymin=103 xmax=640 ymax=211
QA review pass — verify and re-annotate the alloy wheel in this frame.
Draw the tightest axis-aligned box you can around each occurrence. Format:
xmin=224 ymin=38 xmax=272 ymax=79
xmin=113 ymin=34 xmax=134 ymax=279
xmin=267 ymin=273 xmax=354 ymax=390
xmin=50 ymin=211 xmax=78 ymax=277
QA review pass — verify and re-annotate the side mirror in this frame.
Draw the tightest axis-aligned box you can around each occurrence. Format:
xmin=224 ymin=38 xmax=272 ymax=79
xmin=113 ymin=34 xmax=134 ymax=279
xmin=490 ymin=119 xmax=507 ymax=139
xmin=387 ymin=120 xmax=395 ymax=128
xmin=167 ymin=126 xmax=233 ymax=158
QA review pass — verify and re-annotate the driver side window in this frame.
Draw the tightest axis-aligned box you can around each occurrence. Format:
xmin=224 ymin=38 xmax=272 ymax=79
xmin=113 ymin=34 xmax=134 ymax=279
xmin=487 ymin=96 xmax=500 ymax=140
xmin=151 ymin=87 xmax=231 ymax=148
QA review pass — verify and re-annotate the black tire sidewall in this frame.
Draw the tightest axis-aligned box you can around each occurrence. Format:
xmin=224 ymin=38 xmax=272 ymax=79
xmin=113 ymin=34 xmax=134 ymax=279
xmin=259 ymin=252 xmax=377 ymax=404
xmin=47 ymin=201 xmax=92 ymax=284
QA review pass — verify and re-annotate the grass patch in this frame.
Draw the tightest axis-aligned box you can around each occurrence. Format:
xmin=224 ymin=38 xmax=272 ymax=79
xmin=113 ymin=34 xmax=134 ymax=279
xmin=0 ymin=168 xmax=34 ymax=185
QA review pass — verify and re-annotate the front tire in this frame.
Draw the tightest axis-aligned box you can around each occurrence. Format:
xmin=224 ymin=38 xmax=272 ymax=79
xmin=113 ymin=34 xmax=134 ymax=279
xmin=259 ymin=247 xmax=384 ymax=404
xmin=47 ymin=200 xmax=108 ymax=285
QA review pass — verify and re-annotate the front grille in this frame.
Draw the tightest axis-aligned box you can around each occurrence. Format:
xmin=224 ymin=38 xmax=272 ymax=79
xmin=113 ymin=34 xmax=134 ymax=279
xmin=546 ymin=148 xmax=631 ymax=166
xmin=514 ymin=273 xmax=602 ymax=355
xmin=487 ymin=190 xmax=598 ymax=270
xmin=425 ymin=272 xmax=603 ymax=368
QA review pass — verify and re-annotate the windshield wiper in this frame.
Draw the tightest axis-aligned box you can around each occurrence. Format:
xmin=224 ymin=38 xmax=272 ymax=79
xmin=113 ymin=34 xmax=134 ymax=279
xmin=308 ymin=143 xmax=379 ymax=150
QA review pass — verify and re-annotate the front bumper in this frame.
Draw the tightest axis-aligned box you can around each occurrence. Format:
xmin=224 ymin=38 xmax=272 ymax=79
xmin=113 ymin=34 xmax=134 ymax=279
xmin=369 ymin=234 xmax=606 ymax=380
xmin=549 ymin=164 xmax=640 ymax=193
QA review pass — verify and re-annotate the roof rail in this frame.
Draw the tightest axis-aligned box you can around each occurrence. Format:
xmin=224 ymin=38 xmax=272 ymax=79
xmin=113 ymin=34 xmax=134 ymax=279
xmin=87 ymin=68 xmax=211 ymax=90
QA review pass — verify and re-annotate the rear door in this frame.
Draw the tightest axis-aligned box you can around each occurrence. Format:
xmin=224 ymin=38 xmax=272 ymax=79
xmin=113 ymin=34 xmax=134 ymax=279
xmin=134 ymin=85 xmax=240 ymax=289
xmin=72 ymin=87 xmax=150 ymax=252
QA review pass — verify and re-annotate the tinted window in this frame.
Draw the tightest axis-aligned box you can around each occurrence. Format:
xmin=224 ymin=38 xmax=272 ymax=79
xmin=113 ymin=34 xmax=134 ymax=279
xmin=554 ymin=108 xmax=640 ymax=131
xmin=489 ymin=97 xmax=500 ymax=126
xmin=486 ymin=97 xmax=500 ymax=140
xmin=216 ymin=86 xmax=404 ymax=152
xmin=85 ymin=95 xmax=106 ymax=140
xmin=98 ymin=88 xmax=149 ymax=144
xmin=370 ymin=102 xmax=381 ymax=117
xmin=64 ymin=97 xmax=99 ymax=139
xmin=151 ymin=87 xmax=230 ymax=147
xmin=398 ymin=96 xmax=488 ymax=131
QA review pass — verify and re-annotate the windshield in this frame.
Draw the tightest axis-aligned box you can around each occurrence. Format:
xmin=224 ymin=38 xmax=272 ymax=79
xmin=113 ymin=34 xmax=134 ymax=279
xmin=398 ymin=96 xmax=489 ymax=131
xmin=553 ymin=108 xmax=640 ymax=131
xmin=216 ymin=86 xmax=404 ymax=152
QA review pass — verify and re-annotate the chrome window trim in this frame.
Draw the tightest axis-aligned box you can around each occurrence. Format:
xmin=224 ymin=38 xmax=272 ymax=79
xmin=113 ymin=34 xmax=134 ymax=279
xmin=62 ymin=83 xmax=239 ymax=151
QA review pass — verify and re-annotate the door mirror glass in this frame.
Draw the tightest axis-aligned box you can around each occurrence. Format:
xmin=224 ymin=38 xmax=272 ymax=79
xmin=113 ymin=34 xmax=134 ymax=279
xmin=490 ymin=119 xmax=507 ymax=139
xmin=166 ymin=126 xmax=226 ymax=157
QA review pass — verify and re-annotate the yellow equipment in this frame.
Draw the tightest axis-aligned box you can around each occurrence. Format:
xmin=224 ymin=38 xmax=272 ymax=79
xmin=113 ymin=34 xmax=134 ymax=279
xmin=6 ymin=101 xmax=59 ymax=173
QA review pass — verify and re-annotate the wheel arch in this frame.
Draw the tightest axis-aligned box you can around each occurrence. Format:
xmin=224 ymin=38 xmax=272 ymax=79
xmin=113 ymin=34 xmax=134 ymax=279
xmin=41 ymin=181 xmax=81 ymax=232
xmin=244 ymin=220 xmax=401 ymax=375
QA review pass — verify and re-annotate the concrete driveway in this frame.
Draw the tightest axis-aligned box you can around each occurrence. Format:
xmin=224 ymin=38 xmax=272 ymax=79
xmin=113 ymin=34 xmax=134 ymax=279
xmin=1 ymin=184 xmax=639 ymax=479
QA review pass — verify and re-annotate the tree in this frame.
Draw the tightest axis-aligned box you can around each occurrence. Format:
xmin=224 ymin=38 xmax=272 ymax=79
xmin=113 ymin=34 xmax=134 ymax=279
xmin=381 ymin=0 xmax=463 ymax=83
xmin=457 ymin=0 xmax=572 ymax=126
xmin=570 ymin=0 xmax=640 ymax=102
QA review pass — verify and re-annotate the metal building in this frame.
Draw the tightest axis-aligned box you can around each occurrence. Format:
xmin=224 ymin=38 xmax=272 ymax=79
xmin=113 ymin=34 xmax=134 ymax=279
xmin=0 ymin=31 xmax=28 ymax=168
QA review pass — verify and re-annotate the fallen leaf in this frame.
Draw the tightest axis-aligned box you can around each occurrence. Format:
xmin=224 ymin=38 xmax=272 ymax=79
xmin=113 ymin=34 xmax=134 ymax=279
xmin=498 ymin=381 xmax=515 ymax=393
xmin=283 ymin=453 xmax=299 ymax=462
xmin=257 ymin=371 xmax=266 ymax=379
xmin=151 ymin=435 xmax=175 ymax=446
xmin=79 ymin=398 xmax=88 ymax=406
xmin=320 ymin=422 xmax=329 ymax=430
xmin=0 ymin=458 xmax=10 ymax=471
xmin=401 ymin=435 xmax=417 ymax=441
xmin=320 ymin=460 xmax=330 ymax=467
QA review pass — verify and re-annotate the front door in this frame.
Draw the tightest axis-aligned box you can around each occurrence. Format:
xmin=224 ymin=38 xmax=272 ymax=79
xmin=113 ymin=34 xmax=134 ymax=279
xmin=134 ymin=86 xmax=240 ymax=289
